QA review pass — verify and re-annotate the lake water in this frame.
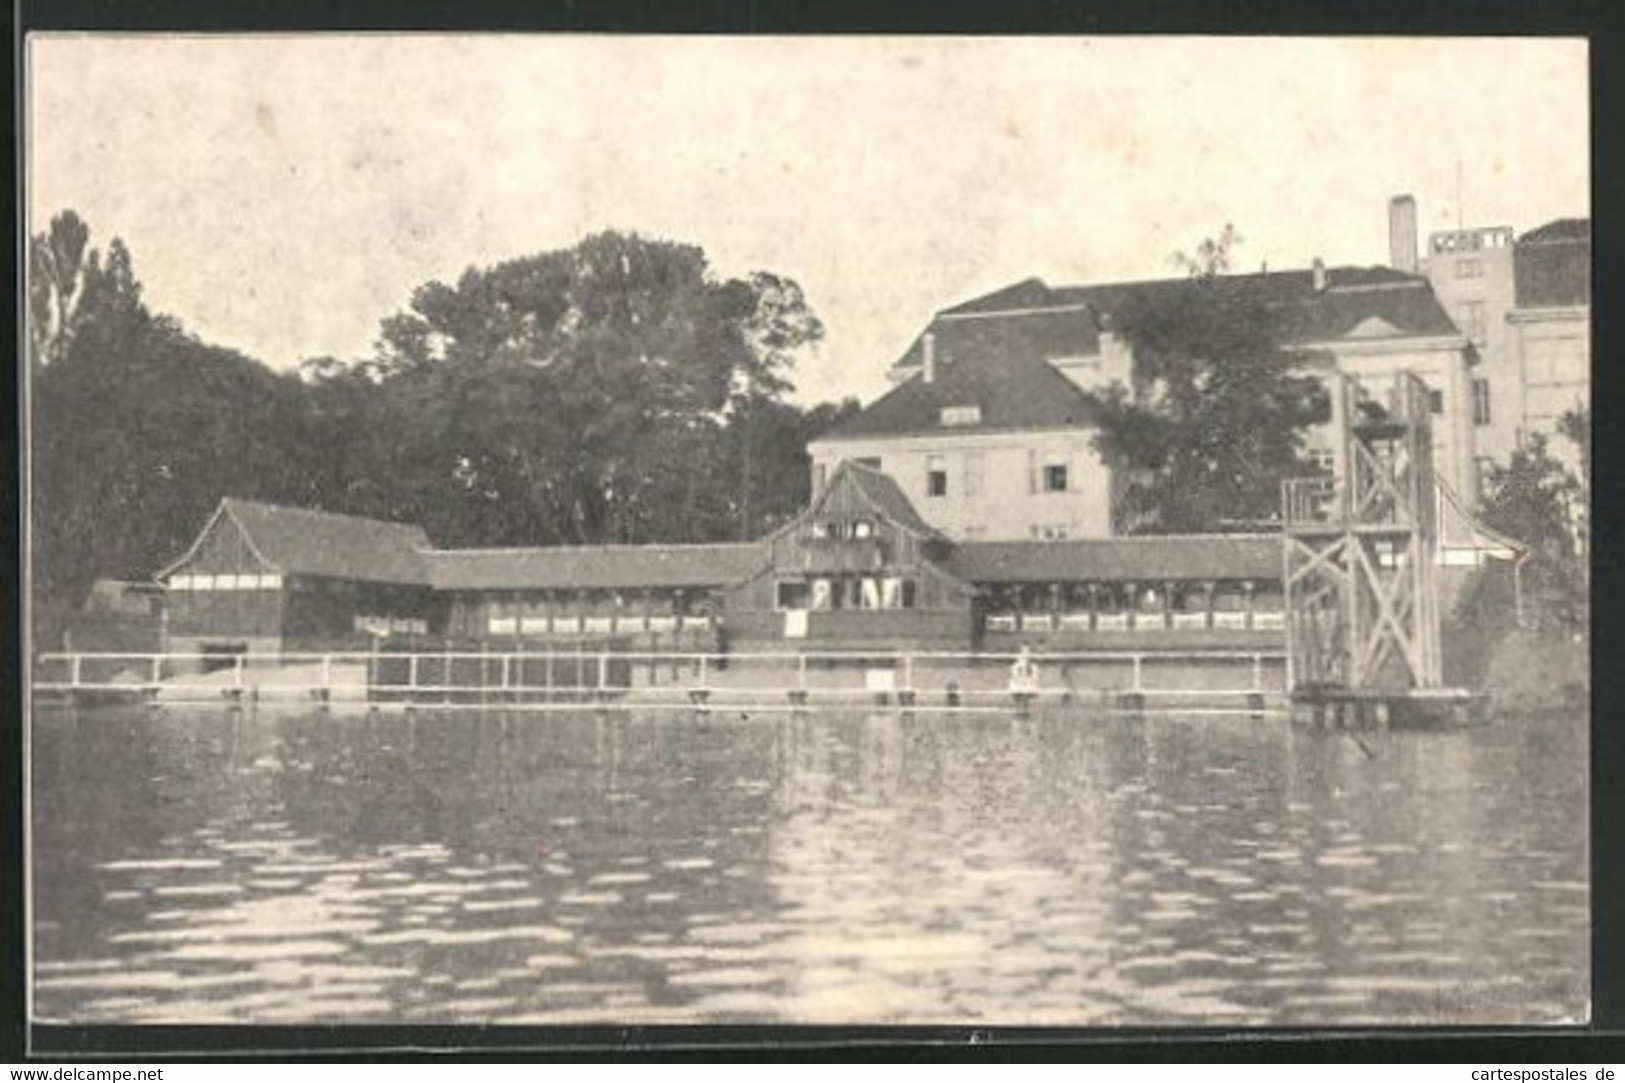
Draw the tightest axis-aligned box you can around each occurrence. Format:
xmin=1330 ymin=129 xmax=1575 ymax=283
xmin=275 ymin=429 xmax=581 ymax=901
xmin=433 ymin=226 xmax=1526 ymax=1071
xmin=30 ymin=704 xmax=1588 ymax=1027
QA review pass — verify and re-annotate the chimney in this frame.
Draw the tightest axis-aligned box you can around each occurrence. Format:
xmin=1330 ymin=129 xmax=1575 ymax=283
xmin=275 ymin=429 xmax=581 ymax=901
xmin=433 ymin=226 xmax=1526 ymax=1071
xmin=1311 ymin=257 xmax=1327 ymax=292
xmin=922 ymin=331 xmax=936 ymax=384
xmin=1389 ymin=194 xmax=1419 ymax=274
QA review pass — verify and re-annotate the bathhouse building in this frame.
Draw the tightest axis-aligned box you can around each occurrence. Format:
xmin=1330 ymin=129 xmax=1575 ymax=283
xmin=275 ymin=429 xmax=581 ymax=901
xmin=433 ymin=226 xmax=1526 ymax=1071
xmin=158 ymin=499 xmax=441 ymax=657
xmin=155 ymin=463 xmax=1287 ymax=659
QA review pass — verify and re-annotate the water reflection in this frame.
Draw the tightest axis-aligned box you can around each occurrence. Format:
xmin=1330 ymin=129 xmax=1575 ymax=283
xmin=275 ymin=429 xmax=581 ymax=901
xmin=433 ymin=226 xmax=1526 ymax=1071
xmin=31 ymin=705 xmax=1587 ymax=1025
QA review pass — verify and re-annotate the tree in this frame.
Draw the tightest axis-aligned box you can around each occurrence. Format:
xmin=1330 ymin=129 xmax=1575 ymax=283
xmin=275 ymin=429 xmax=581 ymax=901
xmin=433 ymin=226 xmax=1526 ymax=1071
xmin=1478 ymin=431 xmax=1586 ymax=630
xmin=1169 ymin=223 xmax=1242 ymax=279
xmin=28 ymin=210 xmax=91 ymax=369
xmin=365 ymin=230 xmax=825 ymax=546
xmin=1083 ymin=257 xmax=1329 ymax=533
xmin=29 ymin=213 xmax=326 ymax=634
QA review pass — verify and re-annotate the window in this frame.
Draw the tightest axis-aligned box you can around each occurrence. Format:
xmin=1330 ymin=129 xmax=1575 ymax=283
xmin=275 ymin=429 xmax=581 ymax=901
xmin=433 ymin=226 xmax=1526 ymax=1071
xmin=859 ymin=577 xmax=882 ymax=609
xmin=1044 ymin=463 xmax=1068 ymax=492
xmin=1456 ymin=257 xmax=1484 ymax=279
xmin=810 ymin=520 xmax=828 ymax=540
xmin=1309 ymin=447 xmax=1336 ymax=475
xmin=902 ymin=580 xmax=918 ymax=609
xmin=1472 ymin=378 xmax=1492 ymax=426
xmin=1429 ymin=389 xmax=1445 ymax=414
xmin=926 ymin=455 xmax=947 ymax=497
xmin=940 ymin=405 xmax=982 ymax=427
xmin=811 ymin=578 xmax=833 ymax=611
xmin=776 ymin=581 xmax=810 ymax=610
xmin=1457 ymin=301 xmax=1486 ymax=342
xmin=963 ymin=451 xmax=985 ymax=498
xmin=852 ymin=518 xmax=874 ymax=539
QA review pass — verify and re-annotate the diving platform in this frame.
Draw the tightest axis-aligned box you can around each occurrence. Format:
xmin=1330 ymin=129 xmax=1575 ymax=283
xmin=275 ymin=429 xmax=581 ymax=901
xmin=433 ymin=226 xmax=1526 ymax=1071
xmin=1282 ymin=372 xmax=1484 ymax=725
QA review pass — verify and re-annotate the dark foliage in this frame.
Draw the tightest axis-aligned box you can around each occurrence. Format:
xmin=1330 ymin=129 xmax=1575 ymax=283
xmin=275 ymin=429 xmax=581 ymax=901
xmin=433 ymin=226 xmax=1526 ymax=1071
xmin=28 ymin=216 xmax=843 ymax=639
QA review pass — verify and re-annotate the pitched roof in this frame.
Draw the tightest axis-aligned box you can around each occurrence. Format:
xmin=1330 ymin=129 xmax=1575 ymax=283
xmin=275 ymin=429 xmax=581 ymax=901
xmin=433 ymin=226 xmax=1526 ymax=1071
xmin=425 ymin=543 xmax=765 ymax=592
xmin=1519 ymin=217 xmax=1590 ymax=245
xmin=815 ymin=334 xmax=1100 ymax=440
xmin=947 ymin=534 xmax=1281 ymax=584
xmin=824 ymin=265 xmax=1461 ymax=443
xmin=1515 ymin=218 xmax=1591 ymax=308
xmin=974 ymin=266 xmax=1456 ymax=346
xmin=841 ymin=461 xmax=942 ymax=538
xmin=208 ymin=499 xmax=434 ymax=585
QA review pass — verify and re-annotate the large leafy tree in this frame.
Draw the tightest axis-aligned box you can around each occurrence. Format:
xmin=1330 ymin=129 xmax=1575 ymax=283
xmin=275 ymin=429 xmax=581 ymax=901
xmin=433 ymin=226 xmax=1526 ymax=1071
xmin=360 ymin=230 xmax=826 ymax=545
xmin=1085 ymin=269 xmax=1329 ymax=534
xmin=29 ymin=215 xmax=323 ymax=631
xmin=1477 ymin=421 xmax=1588 ymax=630
xmin=28 ymin=216 xmax=838 ymax=645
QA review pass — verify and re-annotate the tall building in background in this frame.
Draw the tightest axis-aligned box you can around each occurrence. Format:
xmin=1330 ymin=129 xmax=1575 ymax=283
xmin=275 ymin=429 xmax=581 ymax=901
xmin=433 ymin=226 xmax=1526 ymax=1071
xmin=1392 ymin=197 xmax=1591 ymax=481
xmin=1508 ymin=217 xmax=1591 ymax=467
xmin=1415 ymin=217 xmax=1518 ymax=472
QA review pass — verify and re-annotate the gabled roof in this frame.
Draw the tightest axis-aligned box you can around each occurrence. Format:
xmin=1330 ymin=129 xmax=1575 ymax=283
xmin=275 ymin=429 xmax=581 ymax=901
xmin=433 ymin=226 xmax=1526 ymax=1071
xmin=162 ymin=498 xmax=433 ymax=585
xmin=425 ymin=543 xmax=765 ymax=592
xmin=841 ymin=461 xmax=942 ymax=538
xmin=948 ymin=533 xmax=1281 ymax=585
xmin=824 ymin=265 xmax=1461 ymax=443
xmin=814 ymin=335 xmax=1100 ymax=441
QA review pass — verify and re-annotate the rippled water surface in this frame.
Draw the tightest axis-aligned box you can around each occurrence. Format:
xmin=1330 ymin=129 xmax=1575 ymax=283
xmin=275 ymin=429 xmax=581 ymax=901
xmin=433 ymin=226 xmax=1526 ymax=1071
xmin=31 ymin=705 xmax=1587 ymax=1025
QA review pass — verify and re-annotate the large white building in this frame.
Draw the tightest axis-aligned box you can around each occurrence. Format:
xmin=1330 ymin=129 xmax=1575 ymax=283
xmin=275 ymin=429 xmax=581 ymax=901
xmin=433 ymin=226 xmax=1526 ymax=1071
xmin=1398 ymin=198 xmax=1590 ymax=478
xmin=810 ymin=261 xmax=1478 ymax=541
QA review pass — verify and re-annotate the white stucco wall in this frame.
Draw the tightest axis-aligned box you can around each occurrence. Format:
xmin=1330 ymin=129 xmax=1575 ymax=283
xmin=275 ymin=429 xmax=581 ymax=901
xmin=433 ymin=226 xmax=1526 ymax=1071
xmin=807 ymin=428 xmax=1114 ymax=541
xmin=1300 ymin=337 xmax=1480 ymax=500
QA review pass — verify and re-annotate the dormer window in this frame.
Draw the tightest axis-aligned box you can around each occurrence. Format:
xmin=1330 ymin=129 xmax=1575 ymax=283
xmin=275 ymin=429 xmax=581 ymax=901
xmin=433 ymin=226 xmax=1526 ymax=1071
xmin=939 ymin=405 xmax=982 ymax=427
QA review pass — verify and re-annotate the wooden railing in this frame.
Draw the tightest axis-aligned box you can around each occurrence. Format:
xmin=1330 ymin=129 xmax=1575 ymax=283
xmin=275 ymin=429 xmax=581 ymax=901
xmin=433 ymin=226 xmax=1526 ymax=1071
xmin=31 ymin=646 xmax=1289 ymax=716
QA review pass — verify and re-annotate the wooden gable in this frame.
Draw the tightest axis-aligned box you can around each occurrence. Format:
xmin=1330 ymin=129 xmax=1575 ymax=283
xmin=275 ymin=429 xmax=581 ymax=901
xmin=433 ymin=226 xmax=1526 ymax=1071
xmin=158 ymin=501 xmax=279 ymax=582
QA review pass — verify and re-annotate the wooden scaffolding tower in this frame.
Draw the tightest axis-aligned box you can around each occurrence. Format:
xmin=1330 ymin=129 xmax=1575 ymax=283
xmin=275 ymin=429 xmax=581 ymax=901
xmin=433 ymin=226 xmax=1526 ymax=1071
xmin=1282 ymin=372 xmax=1443 ymax=695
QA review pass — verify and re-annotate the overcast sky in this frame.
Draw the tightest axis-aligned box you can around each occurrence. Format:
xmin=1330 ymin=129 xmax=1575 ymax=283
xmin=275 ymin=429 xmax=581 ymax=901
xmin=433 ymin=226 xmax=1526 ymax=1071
xmin=27 ymin=35 xmax=1589 ymax=405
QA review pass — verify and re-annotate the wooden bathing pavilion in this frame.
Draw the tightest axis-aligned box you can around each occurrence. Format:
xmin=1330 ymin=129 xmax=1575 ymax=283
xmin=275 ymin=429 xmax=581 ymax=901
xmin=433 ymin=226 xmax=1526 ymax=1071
xmin=37 ymin=462 xmax=1300 ymax=713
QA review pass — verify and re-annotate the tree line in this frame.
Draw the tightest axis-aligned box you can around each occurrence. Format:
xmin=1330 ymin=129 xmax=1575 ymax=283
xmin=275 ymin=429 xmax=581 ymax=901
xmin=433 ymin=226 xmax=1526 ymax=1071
xmin=29 ymin=211 xmax=857 ymax=637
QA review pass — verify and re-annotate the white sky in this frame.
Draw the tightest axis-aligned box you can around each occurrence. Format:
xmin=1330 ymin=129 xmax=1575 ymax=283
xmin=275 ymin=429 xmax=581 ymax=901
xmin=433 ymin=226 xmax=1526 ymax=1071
xmin=27 ymin=35 xmax=1589 ymax=406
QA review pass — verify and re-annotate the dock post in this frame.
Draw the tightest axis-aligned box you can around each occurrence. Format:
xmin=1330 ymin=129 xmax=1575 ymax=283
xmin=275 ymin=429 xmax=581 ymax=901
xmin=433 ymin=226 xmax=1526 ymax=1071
xmin=1132 ymin=653 xmax=1144 ymax=694
xmin=408 ymin=654 xmax=419 ymax=707
xmin=70 ymin=654 xmax=82 ymax=691
xmin=1252 ymin=653 xmax=1263 ymax=693
xmin=789 ymin=653 xmax=809 ymax=711
xmin=317 ymin=654 xmax=332 ymax=711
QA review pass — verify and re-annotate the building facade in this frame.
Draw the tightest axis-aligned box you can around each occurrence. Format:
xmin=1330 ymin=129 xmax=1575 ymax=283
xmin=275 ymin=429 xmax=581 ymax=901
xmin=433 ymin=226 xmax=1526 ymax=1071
xmin=1509 ymin=217 xmax=1591 ymax=471
xmin=1397 ymin=199 xmax=1590 ymax=478
xmin=154 ymin=471 xmax=1287 ymax=659
xmin=811 ymin=261 xmax=1479 ymax=537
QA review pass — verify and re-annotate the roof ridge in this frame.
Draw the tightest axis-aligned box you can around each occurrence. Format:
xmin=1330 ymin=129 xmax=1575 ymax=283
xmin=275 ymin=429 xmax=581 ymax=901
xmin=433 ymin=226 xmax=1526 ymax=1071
xmin=426 ymin=541 xmax=762 ymax=555
xmin=224 ymin=496 xmax=422 ymax=530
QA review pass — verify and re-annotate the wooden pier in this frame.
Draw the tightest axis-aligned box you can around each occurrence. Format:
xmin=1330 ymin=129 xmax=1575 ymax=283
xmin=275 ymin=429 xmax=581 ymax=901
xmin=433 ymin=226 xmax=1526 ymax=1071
xmin=32 ymin=647 xmax=1288 ymax=717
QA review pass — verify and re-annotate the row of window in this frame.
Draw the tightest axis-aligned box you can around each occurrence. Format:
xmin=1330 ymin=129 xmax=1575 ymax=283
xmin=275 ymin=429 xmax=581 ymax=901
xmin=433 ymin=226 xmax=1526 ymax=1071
xmin=354 ymin=615 xmax=430 ymax=636
xmin=776 ymin=577 xmax=918 ymax=611
xmin=925 ymin=452 xmax=1070 ymax=498
xmin=168 ymin=573 xmax=285 ymax=591
xmin=810 ymin=518 xmax=875 ymax=540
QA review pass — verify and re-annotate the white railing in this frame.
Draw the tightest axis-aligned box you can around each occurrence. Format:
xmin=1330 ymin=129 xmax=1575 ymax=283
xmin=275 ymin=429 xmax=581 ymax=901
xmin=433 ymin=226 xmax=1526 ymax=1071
xmin=31 ymin=646 xmax=1289 ymax=715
